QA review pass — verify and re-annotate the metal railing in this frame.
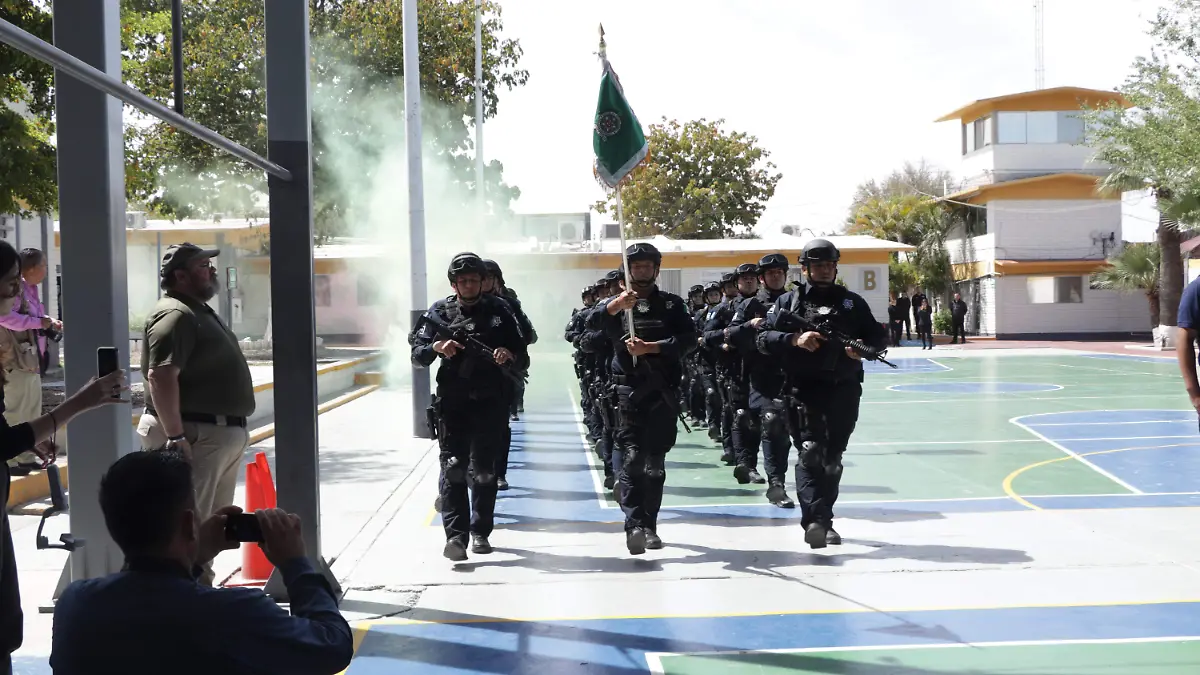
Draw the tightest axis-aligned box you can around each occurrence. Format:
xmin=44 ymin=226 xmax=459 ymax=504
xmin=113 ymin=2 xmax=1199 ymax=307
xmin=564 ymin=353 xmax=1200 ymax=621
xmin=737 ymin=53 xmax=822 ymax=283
xmin=0 ymin=17 xmax=292 ymax=182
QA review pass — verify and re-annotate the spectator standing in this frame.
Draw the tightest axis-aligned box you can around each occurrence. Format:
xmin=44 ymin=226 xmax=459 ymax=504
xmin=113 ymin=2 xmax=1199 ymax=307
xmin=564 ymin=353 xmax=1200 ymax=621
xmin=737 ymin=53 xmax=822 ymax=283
xmin=50 ymin=449 xmax=353 ymax=675
xmin=894 ymin=293 xmax=911 ymax=341
xmin=949 ymin=292 xmax=969 ymax=344
xmin=0 ymin=240 xmax=127 ymax=673
xmin=887 ymin=296 xmax=904 ymax=346
xmin=915 ymin=299 xmax=934 ymax=350
xmin=0 ymin=248 xmax=62 ymax=475
xmin=137 ymin=243 xmax=254 ymax=586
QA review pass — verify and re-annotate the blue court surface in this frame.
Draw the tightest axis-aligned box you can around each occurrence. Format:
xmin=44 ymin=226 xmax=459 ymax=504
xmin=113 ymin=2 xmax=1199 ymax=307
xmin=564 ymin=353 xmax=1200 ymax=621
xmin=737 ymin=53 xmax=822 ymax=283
xmin=347 ymin=350 xmax=1200 ymax=674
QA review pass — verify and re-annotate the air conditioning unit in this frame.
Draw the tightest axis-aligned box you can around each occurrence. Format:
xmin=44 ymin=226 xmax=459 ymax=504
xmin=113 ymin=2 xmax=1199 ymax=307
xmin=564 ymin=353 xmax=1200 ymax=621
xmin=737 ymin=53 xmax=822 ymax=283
xmin=557 ymin=221 xmax=585 ymax=244
xmin=781 ymin=225 xmax=797 ymax=236
xmin=602 ymin=223 xmax=621 ymax=239
xmin=125 ymin=212 xmax=148 ymax=229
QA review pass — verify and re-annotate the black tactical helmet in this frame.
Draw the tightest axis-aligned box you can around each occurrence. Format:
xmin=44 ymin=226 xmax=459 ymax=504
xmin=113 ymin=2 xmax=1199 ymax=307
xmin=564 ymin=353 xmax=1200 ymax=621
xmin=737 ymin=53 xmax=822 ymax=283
xmin=720 ymin=272 xmax=736 ymax=284
xmin=626 ymin=242 xmax=662 ymax=266
xmin=582 ymin=287 xmax=594 ymax=298
xmin=689 ymin=284 xmax=704 ymax=295
xmin=604 ymin=269 xmax=623 ymax=282
xmin=735 ymin=262 xmax=759 ymax=277
xmin=481 ymin=259 xmax=503 ymax=280
xmin=758 ymin=252 xmax=789 ymax=272
xmin=447 ymin=252 xmax=486 ymax=281
xmin=704 ymin=281 xmax=721 ymax=293
xmin=800 ymin=238 xmax=840 ymax=265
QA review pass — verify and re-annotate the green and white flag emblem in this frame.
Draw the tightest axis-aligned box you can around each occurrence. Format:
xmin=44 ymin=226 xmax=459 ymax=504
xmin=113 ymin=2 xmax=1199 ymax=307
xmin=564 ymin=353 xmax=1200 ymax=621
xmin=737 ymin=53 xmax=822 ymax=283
xmin=593 ymin=41 xmax=648 ymax=189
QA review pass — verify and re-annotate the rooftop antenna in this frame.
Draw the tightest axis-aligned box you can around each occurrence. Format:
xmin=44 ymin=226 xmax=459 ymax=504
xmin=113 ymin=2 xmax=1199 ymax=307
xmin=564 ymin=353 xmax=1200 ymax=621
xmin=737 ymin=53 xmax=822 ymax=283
xmin=1034 ymin=0 xmax=1046 ymax=89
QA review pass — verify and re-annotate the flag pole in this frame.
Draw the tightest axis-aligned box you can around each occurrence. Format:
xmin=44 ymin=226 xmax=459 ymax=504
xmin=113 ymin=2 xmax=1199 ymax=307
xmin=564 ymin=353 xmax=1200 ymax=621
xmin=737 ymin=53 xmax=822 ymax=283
xmin=615 ymin=182 xmax=637 ymax=364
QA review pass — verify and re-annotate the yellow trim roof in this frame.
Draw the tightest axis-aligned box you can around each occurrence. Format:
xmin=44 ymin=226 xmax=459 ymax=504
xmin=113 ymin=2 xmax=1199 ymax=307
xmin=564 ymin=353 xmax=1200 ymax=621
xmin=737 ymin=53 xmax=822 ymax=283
xmin=936 ymin=86 xmax=1131 ymax=125
xmin=939 ymin=173 xmax=1115 ymax=205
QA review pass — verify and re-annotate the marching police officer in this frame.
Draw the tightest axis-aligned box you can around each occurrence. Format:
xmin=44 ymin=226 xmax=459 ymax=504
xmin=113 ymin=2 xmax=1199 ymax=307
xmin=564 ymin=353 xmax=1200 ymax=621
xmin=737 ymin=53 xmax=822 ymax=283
xmin=578 ymin=271 xmax=625 ymax=491
xmin=727 ymin=253 xmax=794 ymax=507
xmin=705 ymin=262 xmax=764 ymax=483
xmin=481 ymin=259 xmax=534 ymax=490
xmin=567 ymin=287 xmax=597 ymax=442
xmin=704 ymin=271 xmax=740 ymax=465
xmin=410 ymin=252 xmax=528 ymax=561
xmin=758 ymin=239 xmax=888 ymax=548
xmin=588 ymin=243 xmax=696 ymax=554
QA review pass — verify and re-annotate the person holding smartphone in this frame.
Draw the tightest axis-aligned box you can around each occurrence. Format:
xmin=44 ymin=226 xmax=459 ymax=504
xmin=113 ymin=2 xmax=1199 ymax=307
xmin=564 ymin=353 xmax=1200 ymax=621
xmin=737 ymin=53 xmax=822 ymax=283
xmin=50 ymin=449 xmax=353 ymax=675
xmin=0 ymin=241 xmax=127 ymax=673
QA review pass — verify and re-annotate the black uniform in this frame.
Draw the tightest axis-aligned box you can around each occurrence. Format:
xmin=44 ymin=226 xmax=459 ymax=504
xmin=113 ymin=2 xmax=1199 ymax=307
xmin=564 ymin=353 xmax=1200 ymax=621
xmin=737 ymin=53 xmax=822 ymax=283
xmin=693 ymin=296 xmax=721 ymax=432
xmin=702 ymin=296 xmax=739 ymax=464
xmin=705 ymin=288 xmax=761 ymax=478
xmin=950 ymin=297 xmax=968 ymax=343
xmin=728 ymin=282 xmax=791 ymax=498
xmin=588 ymin=255 xmax=695 ymax=553
xmin=579 ymin=294 xmax=619 ymax=488
xmin=410 ymin=280 xmax=527 ymax=558
xmin=758 ymin=240 xmax=888 ymax=547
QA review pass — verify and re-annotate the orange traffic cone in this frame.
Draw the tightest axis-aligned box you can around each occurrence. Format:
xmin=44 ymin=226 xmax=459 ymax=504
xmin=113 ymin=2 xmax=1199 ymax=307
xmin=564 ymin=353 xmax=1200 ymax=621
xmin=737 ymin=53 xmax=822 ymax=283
xmin=254 ymin=452 xmax=277 ymax=509
xmin=239 ymin=461 xmax=274 ymax=583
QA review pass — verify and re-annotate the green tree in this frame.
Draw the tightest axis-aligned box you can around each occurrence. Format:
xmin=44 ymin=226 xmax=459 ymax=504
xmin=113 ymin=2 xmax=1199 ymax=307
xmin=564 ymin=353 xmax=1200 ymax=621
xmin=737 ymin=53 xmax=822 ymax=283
xmin=1090 ymin=242 xmax=1161 ymax=330
xmin=1082 ymin=0 xmax=1200 ymax=331
xmin=846 ymin=160 xmax=955 ymax=223
xmin=121 ymin=0 xmax=528 ymax=240
xmin=594 ymin=118 xmax=782 ymax=239
xmin=847 ymin=192 xmax=955 ymax=298
xmin=0 ymin=0 xmax=56 ymax=215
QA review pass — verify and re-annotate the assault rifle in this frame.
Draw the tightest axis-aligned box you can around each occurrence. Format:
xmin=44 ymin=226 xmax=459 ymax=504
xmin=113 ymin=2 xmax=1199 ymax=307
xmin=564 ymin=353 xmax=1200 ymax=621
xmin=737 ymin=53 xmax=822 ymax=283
xmin=789 ymin=314 xmax=897 ymax=369
xmin=416 ymin=313 xmax=525 ymax=384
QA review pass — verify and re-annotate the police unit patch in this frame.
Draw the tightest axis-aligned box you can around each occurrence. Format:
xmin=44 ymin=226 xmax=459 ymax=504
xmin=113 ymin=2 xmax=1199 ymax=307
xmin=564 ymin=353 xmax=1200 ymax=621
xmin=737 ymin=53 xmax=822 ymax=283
xmin=490 ymin=315 xmax=502 ymax=327
xmin=464 ymin=321 xmax=476 ymax=332
xmin=665 ymin=300 xmax=674 ymax=309
xmin=596 ymin=111 xmax=622 ymax=139
xmin=843 ymin=298 xmax=854 ymax=310
xmin=636 ymin=299 xmax=650 ymax=313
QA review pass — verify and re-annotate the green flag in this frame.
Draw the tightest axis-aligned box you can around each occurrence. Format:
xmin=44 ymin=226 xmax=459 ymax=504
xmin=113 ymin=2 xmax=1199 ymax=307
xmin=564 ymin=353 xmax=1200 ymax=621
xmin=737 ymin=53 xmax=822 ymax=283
xmin=593 ymin=57 xmax=648 ymax=189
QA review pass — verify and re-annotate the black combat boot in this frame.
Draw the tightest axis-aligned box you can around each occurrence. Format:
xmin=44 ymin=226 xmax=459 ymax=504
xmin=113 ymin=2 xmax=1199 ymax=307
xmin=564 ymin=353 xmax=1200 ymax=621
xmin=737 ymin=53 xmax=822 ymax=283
xmin=765 ymin=478 xmax=794 ymax=508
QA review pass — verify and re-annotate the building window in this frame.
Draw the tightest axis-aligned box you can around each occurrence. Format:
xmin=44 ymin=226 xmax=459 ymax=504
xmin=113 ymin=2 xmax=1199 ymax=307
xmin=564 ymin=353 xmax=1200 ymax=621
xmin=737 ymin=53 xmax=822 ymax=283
xmin=1058 ymin=111 xmax=1086 ymax=145
xmin=963 ymin=116 xmax=991 ymax=155
xmin=997 ymin=112 xmax=1028 ymax=144
xmin=314 ymin=275 xmax=332 ymax=307
xmin=1027 ymin=276 xmax=1083 ymax=304
xmin=964 ymin=207 xmax=987 ymax=237
xmin=1027 ymin=111 xmax=1058 ymax=143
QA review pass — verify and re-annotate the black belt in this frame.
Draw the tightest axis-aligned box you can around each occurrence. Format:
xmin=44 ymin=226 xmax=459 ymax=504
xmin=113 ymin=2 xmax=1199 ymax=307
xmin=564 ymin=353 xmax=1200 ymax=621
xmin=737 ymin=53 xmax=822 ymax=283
xmin=144 ymin=408 xmax=247 ymax=428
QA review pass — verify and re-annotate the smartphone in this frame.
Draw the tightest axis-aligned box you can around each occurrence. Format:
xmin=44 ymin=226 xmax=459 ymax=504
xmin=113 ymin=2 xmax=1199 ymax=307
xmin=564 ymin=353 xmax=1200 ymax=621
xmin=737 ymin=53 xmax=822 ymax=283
xmin=224 ymin=512 xmax=264 ymax=543
xmin=96 ymin=347 xmax=119 ymax=378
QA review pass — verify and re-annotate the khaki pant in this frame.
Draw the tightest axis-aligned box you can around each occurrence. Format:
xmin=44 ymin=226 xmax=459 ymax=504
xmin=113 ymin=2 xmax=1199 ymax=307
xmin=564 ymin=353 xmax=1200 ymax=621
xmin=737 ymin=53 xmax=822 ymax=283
xmin=137 ymin=413 xmax=250 ymax=586
xmin=4 ymin=370 xmax=41 ymax=466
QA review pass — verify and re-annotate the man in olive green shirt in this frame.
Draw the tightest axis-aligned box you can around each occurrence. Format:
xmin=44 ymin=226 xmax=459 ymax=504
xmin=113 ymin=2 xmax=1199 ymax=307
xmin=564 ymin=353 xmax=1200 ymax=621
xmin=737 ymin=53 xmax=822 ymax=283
xmin=136 ymin=243 xmax=255 ymax=586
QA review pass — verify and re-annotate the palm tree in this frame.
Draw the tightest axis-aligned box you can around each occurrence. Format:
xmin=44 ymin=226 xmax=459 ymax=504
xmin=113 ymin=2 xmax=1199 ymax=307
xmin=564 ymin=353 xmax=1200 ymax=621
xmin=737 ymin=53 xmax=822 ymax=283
xmin=1090 ymin=242 xmax=1161 ymax=329
xmin=1097 ymin=169 xmax=1198 ymax=342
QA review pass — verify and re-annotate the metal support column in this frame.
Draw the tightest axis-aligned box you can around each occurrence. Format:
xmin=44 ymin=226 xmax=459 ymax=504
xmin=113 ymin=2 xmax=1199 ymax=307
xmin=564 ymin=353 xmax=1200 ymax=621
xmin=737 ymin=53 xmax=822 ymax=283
xmin=52 ymin=0 xmax=132 ymax=589
xmin=262 ymin=0 xmax=338 ymax=601
xmin=405 ymin=0 xmax=432 ymax=439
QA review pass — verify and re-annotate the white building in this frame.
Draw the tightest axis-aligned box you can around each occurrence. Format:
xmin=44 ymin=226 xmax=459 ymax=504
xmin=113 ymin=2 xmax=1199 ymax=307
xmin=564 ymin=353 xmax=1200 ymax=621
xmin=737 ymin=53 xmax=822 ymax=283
xmin=936 ymin=86 xmax=1149 ymax=339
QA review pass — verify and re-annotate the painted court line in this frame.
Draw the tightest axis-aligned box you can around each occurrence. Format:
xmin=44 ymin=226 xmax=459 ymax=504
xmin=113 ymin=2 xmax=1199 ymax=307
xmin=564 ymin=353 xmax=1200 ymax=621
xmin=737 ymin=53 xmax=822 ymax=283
xmin=657 ymin=490 xmax=1200 ymax=510
xmin=567 ymin=387 xmax=612 ymax=511
xmin=643 ymin=635 xmax=1200 ymax=672
xmin=862 ymin=393 xmax=1185 ymax=405
xmin=851 ymin=435 xmax=1197 ymax=446
xmin=1010 ymin=414 xmax=1144 ymax=494
xmin=1053 ymin=362 xmax=1179 ymax=379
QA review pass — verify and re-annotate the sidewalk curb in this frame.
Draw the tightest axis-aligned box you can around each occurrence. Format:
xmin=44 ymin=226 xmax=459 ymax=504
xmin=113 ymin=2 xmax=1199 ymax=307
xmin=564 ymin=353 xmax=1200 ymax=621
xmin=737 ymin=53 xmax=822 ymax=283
xmin=7 ymin=383 xmax=383 ymax=514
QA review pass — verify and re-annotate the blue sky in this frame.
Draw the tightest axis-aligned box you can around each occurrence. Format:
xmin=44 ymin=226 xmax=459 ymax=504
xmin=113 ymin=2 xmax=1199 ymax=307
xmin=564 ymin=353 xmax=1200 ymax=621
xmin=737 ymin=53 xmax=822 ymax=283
xmin=486 ymin=0 xmax=1166 ymax=241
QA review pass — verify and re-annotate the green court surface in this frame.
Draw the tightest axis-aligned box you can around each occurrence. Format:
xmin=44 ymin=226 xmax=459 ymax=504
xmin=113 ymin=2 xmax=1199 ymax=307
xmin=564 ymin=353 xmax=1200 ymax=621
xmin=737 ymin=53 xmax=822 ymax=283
xmin=654 ymin=638 xmax=1200 ymax=674
xmin=608 ymin=352 xmax=1191 ymax=508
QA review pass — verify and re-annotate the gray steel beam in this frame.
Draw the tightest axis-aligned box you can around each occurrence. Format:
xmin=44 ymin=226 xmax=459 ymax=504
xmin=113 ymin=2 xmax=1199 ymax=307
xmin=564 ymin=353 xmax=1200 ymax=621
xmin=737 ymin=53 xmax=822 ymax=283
xmin=0 ymin=17 xmax=289 ymax=181
xmin=262 ymin=0 xmax=338 ymax=601
xmin=52 ymin=0 xmax=132 ymax=589
xmin=405 ymin=0 xmax=432 ymax=439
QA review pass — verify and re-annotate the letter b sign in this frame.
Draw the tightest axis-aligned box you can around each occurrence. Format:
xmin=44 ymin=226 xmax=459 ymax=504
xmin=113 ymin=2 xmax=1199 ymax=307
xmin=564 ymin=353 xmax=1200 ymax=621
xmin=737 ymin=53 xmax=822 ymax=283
xmin=862 ymin=269 xmax=877 ymax=291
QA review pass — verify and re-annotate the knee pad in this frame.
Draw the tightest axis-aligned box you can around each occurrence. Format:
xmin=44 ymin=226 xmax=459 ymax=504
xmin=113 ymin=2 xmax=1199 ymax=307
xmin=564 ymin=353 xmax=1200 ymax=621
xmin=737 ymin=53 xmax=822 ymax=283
xmin=443 ymin=456 xmax=468 ymax=484
xmin=622 ymin=447 xmax=644 ymax=477
xmin=644 ymin=453 xmax=665 ymax=479
xmin=472 ymin=470 xmax=496 ymax=486
xmin=799 ymin=440 xmax=825 ymax=470
xmin=762 ymin=409 xmax=785 ymax=436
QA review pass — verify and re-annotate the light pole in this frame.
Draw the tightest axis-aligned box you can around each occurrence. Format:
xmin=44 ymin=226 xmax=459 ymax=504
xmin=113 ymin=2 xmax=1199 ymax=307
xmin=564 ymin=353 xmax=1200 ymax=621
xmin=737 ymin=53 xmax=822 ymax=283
xmin=474 ymin=0 xmax=485 ymax=239
xmin=404 ymin=0 xmax=431 ymax=438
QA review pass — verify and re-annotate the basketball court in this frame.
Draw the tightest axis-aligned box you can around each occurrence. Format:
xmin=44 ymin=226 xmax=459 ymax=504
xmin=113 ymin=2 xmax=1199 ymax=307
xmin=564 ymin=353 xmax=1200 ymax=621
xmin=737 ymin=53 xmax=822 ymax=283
xmin=342 ymin=348 xmax=1200 ymax=674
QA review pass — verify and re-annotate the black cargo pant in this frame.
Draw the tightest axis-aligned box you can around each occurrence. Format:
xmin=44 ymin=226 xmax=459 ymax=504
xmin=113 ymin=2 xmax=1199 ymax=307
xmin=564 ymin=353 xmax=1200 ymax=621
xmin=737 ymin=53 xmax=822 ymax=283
xmin=749 ymin=395 xmax=791 ymax=481
xmin=614 ymin=384 xmax=679 ymax=534
xmin=785 ymin=379 xmax=862 ymax=529
xmin=436 ymin=395 xmax=509 ymax=542
xmin=729 ymin=383 xmax=761 ymax=470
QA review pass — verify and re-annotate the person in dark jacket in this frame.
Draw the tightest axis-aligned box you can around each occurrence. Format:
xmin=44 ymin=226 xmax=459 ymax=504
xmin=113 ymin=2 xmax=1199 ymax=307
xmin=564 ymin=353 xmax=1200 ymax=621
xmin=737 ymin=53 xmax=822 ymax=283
xmin=50 ymin=450 xmax=353 ymax=675
xmin=0 ymin=239 xmax=128 ymax=672
xmin=887 ymin=296 xmax=904 ymax=346
xmin=916 ymin=299 xmax=934 ymax=349
xmin=949 ymin=292 xmax=968 ymax=344
xmin=894 ymin=294 xmax=911 ymax=341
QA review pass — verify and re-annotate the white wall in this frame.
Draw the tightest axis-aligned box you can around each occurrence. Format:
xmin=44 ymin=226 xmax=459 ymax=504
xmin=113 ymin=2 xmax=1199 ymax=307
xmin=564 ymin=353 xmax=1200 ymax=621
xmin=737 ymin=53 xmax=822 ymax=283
xmin=990 ymin=143 xmax=1107 ymax=176
xmin=994 ymin=275 xmax=1149 ymax=335
xmin=992 ymin=200 xmax=1121 ymax=260
xmin=947 ymin=232 xmax=996 ymax=264
xmin=980 ymin=277 xmax=997 ymax=335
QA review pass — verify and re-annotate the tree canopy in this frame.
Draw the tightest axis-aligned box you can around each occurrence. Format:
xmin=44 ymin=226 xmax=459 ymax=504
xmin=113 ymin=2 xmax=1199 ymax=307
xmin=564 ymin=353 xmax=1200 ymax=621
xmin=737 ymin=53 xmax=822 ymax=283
xmin=121 ymin=0 xmax=529 ymax=240
xmin=594 ymin=118 xmax=782 ymax=239
xmin=0 ymin=0 xmax=56 ymax=215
